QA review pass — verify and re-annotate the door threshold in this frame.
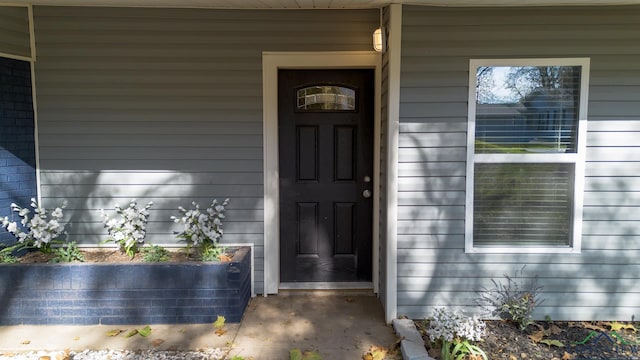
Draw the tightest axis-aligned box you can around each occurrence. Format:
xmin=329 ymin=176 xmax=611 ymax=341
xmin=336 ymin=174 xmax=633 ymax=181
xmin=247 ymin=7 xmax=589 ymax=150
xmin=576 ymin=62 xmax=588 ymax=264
xmin=278 ymin=282 xmax=374 ymax=296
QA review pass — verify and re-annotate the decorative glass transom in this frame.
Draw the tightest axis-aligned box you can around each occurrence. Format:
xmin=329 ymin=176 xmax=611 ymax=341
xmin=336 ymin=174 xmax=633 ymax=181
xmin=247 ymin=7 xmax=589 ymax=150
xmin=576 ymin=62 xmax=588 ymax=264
xmin=296 ymin=86 xmax=356 ymax=111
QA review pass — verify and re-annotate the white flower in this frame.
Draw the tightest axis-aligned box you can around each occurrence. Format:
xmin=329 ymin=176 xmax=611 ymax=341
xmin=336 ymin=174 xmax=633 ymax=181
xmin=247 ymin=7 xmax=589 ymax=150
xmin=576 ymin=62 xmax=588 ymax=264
xmin=100 ymin=200 xmax=152 ymax=255
xmin=427 ymin=307 xmax=486 ymax=343
xmin=51 ymin=208 xmax=64 ymax=218
xmin=48 ymin=219 xmax=60 ymax=230
xmin=7 ymin=222 xmax=18 ymax=233
xmin=172 ymin=199 xmax=229 ymax=248
xmin=1 ymin=200 xmax=68 ymax=249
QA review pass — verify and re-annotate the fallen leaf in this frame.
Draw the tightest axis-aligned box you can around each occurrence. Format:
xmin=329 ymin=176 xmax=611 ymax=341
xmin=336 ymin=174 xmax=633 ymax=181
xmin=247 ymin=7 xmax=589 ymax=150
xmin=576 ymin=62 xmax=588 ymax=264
xmin=218 ymin=254 xmax=232 ymax=262
xmin=215 ymin=328 xmax=227 ymax=336
xmin=549 ymin=324 xmax=564 ymax=335
xmin=106 ymin=329 xmax=125 ymax=337
xmin=213 ymin=315 xmax=226 ymax=329
xmin=581 ymin=322 xmax=607 ymax=332
xmin=346 ymin=297 xmax=355 ymax=303
xmin=56 ymin=351 xmax=70 ymax=360
xmin=290 ymin=349 xmax=303 ymax=360
xmin=21 ymin=340 xmax=30 ymax=345
xmin=364 ymin=345 xmax=387 ymax=360
xmin=528 ymin=330 xmax=545 ymax=343
xmin=152 ymin=339 xmax=165 ymax=347
xmin=289 ymin=349 xmax=322 ymax=360
xmin=38 ymin=356 xmax=51 ymax=360
xmin=531 ymin=323 xmax=545 ymax=331
xmin=509 ymin=355 xmax=517 ymax=360
xmin=125 ymin=329 xmax=138 ymax=338
xmin=562 ymin=351 xmax=574 ymax=359
xmin=609 ymin=321 xmax=637 ymax=332
xmin=302 ymin=351 xmax=322 ymax=360
xmin=540 ymin=339 xmax=564 ymax=347
xmin=137 ymin=325 xmax=152 ymax=337
xmin=73 ymin=337 xmax=80 ymax=341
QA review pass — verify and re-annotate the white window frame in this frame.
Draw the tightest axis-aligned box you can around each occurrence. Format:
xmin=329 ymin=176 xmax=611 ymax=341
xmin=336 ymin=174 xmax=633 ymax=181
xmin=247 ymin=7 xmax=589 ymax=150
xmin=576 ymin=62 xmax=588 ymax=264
xmin=465 ymin=58 xmax=590 ymax=254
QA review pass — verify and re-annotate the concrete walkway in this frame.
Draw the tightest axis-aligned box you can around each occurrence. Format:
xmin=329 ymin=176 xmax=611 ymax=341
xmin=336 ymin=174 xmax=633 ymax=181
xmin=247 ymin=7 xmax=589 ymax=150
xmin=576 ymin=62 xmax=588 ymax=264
xmin=0 ymin=294 xmax=399 ymax=359
xmin=229 ymin=294 xmax=398 ymax=359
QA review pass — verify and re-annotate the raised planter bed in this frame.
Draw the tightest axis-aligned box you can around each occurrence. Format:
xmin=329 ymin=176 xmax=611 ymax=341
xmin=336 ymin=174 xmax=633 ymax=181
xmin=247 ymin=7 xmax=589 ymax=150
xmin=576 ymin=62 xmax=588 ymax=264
xmin=0 ymin=246 xmax=251 ymax=325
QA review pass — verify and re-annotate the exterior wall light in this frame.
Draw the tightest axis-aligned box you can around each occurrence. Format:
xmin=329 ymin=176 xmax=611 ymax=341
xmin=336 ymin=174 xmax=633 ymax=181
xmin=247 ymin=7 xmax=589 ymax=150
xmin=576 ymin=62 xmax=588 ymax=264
xmin=373 ymin=27 xmax=385 ymax=53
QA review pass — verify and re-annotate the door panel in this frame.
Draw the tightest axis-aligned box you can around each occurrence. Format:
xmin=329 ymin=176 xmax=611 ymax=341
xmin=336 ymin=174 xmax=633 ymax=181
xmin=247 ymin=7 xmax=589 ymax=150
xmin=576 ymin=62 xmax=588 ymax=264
xmin=279 ymin=69 xmax=373 ymax=283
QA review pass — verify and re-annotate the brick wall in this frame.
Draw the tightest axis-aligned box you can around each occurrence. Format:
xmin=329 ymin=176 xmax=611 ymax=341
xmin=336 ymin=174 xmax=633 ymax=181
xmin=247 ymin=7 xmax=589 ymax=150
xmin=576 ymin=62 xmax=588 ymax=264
xmin=0 ymin=247 xmax=252 ymax=325
xmin=0 ymin=57 xmax=37 ymax=246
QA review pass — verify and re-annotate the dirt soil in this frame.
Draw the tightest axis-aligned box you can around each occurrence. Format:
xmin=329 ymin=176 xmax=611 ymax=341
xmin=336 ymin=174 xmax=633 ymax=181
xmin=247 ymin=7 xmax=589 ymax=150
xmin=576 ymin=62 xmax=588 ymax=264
xmin=16 ymin=248 xmax=222 ymax=264
xmin=417 ymin=320 xmax=640 ymax=360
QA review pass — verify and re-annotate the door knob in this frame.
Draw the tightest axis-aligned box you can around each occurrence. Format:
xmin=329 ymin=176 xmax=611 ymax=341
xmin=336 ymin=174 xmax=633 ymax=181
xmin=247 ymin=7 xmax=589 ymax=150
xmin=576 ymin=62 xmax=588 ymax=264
xmin=362 ymin=189 xmax=372 ymax=198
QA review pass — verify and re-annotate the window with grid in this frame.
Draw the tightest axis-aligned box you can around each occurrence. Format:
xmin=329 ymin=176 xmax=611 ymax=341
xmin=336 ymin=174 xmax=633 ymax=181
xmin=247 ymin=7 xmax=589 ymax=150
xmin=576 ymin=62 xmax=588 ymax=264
xmin=466 ymin=59 xmax=589 ymax=253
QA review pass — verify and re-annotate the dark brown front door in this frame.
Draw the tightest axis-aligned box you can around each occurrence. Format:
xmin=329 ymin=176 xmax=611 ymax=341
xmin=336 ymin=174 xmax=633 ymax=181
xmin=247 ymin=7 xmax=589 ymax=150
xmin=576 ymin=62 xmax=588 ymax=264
xmin=279 ymin=69 xmax=373 ymax=283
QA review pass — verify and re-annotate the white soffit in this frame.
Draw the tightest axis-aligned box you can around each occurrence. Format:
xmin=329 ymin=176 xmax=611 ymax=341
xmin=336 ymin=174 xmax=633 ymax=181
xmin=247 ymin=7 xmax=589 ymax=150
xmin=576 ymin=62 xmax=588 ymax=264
xmin=0 ymin=0 xmax=638 ymax=8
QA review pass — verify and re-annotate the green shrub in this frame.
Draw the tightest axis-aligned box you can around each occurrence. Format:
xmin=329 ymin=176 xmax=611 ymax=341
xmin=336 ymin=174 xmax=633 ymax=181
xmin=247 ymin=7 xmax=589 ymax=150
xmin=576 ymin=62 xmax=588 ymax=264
xmin=0 ymin=251 xmax=19 ymax=264
xmin=50 ymin=241 xmax=85 ymax=263
xmin=141 ymin=245 xmax=170 ymax=263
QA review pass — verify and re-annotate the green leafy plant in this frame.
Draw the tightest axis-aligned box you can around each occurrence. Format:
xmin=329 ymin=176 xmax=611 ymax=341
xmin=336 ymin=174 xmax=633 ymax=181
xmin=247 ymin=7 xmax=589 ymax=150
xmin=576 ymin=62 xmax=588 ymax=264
xmin=50 ymin=241 xmax=85 ymax=263
xmin=475 ymin=265 xmax=544 ymax=330
xmin=201 ymin=243 xmax=225 ymax=262
xmin=141 ymin=244 xmax=169 ymax=263
xmin=0 ymin=246 xmax=19 ymax=264
xmin=442 ymin=339 xmax=487 ymax=360
xmin=426 ymin=307 xmax=488 ymax=360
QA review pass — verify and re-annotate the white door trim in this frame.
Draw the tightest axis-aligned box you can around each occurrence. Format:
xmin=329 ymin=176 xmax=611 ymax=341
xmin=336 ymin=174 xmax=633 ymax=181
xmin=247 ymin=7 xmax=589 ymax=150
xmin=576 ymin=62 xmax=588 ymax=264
xmin=262 ymin=51 xmax=382 ymax=295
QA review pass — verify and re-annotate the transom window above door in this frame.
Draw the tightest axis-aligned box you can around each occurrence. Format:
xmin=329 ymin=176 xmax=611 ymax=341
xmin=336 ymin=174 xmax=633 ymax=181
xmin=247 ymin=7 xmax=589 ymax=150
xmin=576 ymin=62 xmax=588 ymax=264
xmin=296 ymin=85 xmax=356 ymax=111
xmin=466 ymin=58 xmax=590 ymax=254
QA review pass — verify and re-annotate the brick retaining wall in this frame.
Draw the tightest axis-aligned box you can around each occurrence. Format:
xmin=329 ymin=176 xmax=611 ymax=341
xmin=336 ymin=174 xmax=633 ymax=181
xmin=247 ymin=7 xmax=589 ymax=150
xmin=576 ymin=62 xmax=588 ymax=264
xmin=0 ymin=247 xmax=251 ymax=325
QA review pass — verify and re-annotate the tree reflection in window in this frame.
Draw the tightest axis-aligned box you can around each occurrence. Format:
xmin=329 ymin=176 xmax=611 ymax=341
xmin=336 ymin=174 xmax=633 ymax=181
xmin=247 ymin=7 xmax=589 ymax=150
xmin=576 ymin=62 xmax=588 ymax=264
xmin=475 ymin=66 xmax=581 ymax=154
xmin=297 ymin=86 xmax=356 ymax=111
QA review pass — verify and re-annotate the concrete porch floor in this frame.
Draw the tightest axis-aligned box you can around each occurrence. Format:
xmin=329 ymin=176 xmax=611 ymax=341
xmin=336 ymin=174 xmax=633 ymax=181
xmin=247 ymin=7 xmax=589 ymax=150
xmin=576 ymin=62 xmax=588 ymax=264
xmin=0 ymin=294 xmax=399 ymax=359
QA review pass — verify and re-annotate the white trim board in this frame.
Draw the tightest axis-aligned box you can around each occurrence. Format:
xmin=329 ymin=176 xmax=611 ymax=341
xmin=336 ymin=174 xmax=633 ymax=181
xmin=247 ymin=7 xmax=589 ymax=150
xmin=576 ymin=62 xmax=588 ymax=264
xmin=383 ymin=3 xmax=402 ymax=324
xmin=262 ymin=51 xmax=382 ymax=296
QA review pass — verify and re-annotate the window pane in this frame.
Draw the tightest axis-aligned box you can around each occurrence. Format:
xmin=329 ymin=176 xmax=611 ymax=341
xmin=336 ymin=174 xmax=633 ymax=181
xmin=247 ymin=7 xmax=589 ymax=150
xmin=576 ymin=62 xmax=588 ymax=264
xmin=474 ymin=163 xmax=574 ymax=247
xmin=297 ymin=86 xmax=355 ymax=111
xmin=475 ymin=66 xmax=581 ymax=154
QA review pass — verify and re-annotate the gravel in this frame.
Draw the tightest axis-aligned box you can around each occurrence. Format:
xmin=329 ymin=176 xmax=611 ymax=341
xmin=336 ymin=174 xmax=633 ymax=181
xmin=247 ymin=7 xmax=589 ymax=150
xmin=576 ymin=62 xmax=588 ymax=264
xmin=0 ymin=348 xmax=227 ymax=360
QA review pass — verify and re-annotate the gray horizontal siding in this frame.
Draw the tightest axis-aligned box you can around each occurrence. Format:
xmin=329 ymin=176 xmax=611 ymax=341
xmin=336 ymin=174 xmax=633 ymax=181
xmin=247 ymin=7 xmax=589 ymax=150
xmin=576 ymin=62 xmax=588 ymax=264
xmin=398 ymin=5 xmax=640 ymax=321
xmin=33 ymin=6 xmax=379 ymax=294
xmin=0 ymin=6 xmax=30 ymax=58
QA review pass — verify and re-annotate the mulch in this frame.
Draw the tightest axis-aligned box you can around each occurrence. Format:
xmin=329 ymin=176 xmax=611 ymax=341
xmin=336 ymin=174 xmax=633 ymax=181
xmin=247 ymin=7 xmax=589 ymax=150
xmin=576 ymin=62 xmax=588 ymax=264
xmin=416 ymin=319 xmax=640 ymax=360
xmin=16 ymin=248 xmax=206 ymax=264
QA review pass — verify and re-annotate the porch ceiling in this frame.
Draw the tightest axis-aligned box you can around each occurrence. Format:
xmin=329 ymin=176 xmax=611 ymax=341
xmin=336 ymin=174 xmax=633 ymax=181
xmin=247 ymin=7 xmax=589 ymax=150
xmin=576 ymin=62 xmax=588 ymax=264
xmin=1 ymin=0 xmax=638 ymax=8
